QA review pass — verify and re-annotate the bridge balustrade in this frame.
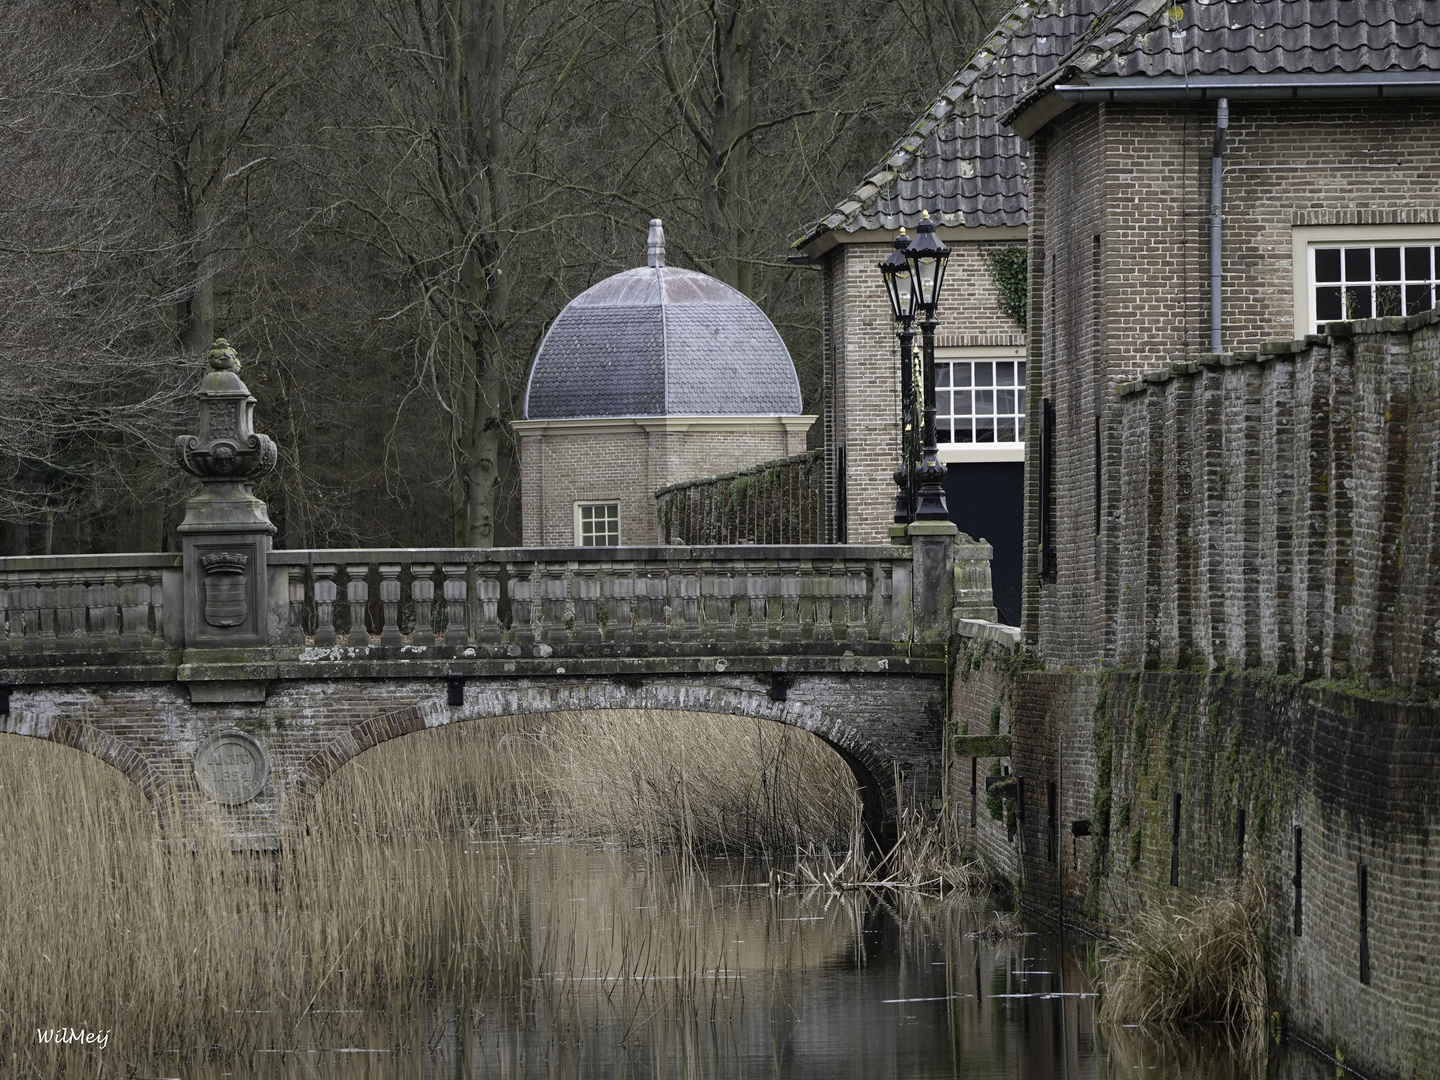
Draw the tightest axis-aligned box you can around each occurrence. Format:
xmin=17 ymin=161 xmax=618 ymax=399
xmin=268 ymin=546 xmax=913 ymax=654
xmin=0 ymin=554 xmax=178 ymax=656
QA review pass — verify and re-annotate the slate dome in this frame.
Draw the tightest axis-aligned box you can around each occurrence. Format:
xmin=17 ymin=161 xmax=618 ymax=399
xmin=524 ymin=221 xmax=802 ymax=420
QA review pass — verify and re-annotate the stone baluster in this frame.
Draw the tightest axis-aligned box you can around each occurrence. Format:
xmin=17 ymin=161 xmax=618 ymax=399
xmin=442 ymin=564 xmax=470 ymax=647
xmin=763 ymin=562 xmax=785 ymax=639
xmin=505 ymin=562 xmax=534 ymax=646
xmin=631 ymin=564 xmax=652 ymax=641
xmin=34 ymin=576 xmax=58 ymax=651
xmin=736 ymin=562 xmax=761 ymax=641
xmin=118 ymin=570 xmax=148 ymax=649
xmin=846 ymin=561 xmax=870 ymax=641
xmin=378 ymin=564 xmax=403 ymax=647
xmin=646 ymin=566 xmax=670 ymax=641
xmin=779 ymin=560 xmax=802 ymax=642
xmin=409 ymin=563 xmax=436 ymax=648
xmin=345 ymin=565 xmax=371 ymax=647
xmin=148 ymin=571 xmax=166 ymax=647
xmin=312 ymin=565 xmax=338 ymax=646
xmin=609 ymin=563 xmax=636 ymax=644
xmin=287 ymin=568 xmax=307 ymax=645
xmin=821 ymin=560 xmax=845 ymax=641
xmin=875 ymin=562 xmax=895 ymax=641
xmin=671 ymin=565 xmax=701 ymax=640
xmin=538 ymin=562 xmax=569 ymax=643
xmin=704 ymin=560 xmax=735 ymax=643
xmin=15 ymin=574 xmax=41 ymax=653
xmin=54 ymin=575 xmax=80 ymax=652
xmin=84 ymin=572 xmax=115 ymax=649
xmin=4 ymin=576 xmax=19 ymax=653
xmin=796 ymin=561 xmax=816 ymax=641
xmin=474 ymin=564 xmax=501 ymax=645
xmin=575 ymin=565 xmax=602 ymax=642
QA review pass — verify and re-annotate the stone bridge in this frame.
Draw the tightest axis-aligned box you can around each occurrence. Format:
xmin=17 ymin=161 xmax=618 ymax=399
xmin=0 ymin=540 xmax=997 ymax=849
xmin=0 ymin=344 xmax=997 ymax=849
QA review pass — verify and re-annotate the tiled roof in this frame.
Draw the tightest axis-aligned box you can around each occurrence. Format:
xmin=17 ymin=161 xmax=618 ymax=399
xmin=795 ymin=0 xmax=1114 ymax=249
xmin=1008 ymin=0 xmax=1440 ymax=123
xmin=799 ymin=0 xmax=1440 ymax=251
xmin=524 ymin=265 xmax=802 ymax=420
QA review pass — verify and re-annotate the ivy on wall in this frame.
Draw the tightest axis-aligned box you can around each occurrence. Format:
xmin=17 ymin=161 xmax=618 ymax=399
xmin=983 ymin=247 xmax=1028 ymax=329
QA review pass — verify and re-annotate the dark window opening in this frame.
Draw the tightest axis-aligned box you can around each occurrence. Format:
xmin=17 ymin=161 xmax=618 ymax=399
xmin=1293 ymin=826 xmax=1304 ymax=937
xmin=1358 ymin=862 xmax=1371 ymax=985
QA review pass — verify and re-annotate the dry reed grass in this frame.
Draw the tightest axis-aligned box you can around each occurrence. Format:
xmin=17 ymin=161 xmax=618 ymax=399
xmin=1098 ymin=872 xmax=1268 ymax=1055
xmin=0 ymin=709 xmax=864 ymax=1075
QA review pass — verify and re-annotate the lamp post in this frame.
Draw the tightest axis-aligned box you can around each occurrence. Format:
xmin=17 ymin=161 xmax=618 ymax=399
xmin=879 ymin=229 xmax=917 ymax=523
xmin=904 ymin=211 xmax=951 ymax=521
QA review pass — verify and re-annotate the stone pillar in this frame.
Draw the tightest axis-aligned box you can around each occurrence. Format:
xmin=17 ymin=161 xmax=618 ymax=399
xmin=907 ymin=520 xmax=957 ymax=642
xmin=175 ymin=341 xmax=279 ymax=651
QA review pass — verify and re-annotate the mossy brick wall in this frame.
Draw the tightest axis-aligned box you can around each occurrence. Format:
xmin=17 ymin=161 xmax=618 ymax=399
xmin=819 ymin=240 xmax=1025 ymax=544
xmin=949 ymin=650 xmax=1440 ymax=1080
xmin=1111 ymin=315 xmax=1440 ymax=692
xmin=1028 ymin=97 xmax=1440 ymax=667
xmin=655 ymin=450 xmax=824 ymax=545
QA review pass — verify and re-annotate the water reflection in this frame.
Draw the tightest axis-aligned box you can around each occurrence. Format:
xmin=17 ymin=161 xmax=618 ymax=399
xmin=169 ymin=845 xmax=1327 ymax=1080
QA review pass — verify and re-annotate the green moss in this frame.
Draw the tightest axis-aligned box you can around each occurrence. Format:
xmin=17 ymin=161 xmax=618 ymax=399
xmin=1129 ymin=825 xmax=1144 ymax=870
xmin=1086 ymin=679 xmax=1113 ymax=919
xmin=1117 ymin=799 xmax=1132 ymax=830
xmin=1131 ymin=699 xmax=1151 ymax=776
xmin=985 ymin=759 xmax=1005 ymax=822
xmin=987 ymin=702 xmax=1002 ymax=736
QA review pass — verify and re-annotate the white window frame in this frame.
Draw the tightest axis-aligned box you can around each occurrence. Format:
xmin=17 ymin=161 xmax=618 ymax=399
xmin=574 ymin=501 xmax=621 ymax=546
xmin=1292 ymin=225 xmax=1440 ymax=337
xmin=934 ymin=345 xmax=1027 ymax=464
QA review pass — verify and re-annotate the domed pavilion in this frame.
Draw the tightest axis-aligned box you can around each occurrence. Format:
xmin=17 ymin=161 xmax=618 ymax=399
xmin=514 ymin=221 xmax=814 ymax=546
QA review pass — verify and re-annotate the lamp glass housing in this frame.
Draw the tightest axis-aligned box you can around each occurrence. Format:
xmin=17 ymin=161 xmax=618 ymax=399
xmin=879 ymin=231 xmax=915 ymax=323
xmin=904 ymin=214 xmax=951 ymax=316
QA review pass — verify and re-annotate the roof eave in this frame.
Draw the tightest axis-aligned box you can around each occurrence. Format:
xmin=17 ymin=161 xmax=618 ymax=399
xmin=1011 ymin=71 xmax=1440 ymax=138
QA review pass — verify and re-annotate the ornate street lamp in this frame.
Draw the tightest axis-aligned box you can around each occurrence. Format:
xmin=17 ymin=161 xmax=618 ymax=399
xmin=903 ymin=211 xmax=951 ymax=521
xmin=879 ymin=228 xmax=918 ymax=523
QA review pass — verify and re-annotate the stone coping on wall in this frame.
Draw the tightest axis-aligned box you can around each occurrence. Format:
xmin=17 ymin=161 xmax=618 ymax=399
xmin=954 ymin=618 xmax=1023 ymax=649
xmin=265 ymin=543 xmax=908 ymax=564
xmin=1116 ymin=308 xmax=1440 ymax=397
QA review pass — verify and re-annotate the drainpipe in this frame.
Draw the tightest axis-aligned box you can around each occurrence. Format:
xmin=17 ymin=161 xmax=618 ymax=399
xmin=1209 ymin=98 xmax=1228 ymax=353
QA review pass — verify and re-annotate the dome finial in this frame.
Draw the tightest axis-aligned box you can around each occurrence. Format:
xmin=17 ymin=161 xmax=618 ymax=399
xmin=647 ymin=219 xmax=665 ymax=268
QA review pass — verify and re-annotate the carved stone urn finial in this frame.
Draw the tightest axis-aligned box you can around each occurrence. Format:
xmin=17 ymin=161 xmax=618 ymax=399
xmin=176 ymin=338 xmax=278 ymax=483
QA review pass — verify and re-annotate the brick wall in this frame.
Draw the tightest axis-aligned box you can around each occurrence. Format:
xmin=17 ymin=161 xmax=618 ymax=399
xmin=949 ymin=644 xmax=1440 ymax=1080
xmin=821 ymin=238 xmax=1026 ymax=543
xmin=520 ymin=427 xmax=794 ymax=546
xmin=1030 ymin=98 xmax=1440 ymax=665
xmin=1107 ymin=315 xmax=1440 ymax=692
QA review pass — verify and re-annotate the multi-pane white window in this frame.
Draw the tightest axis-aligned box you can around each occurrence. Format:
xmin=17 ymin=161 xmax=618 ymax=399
xmin=1311 ymin=243 xmax=1440 ymax=333
xmin=936 ymin=359 xmax=1026 ymax=445
xmin=575 ymin=502 xmax=620 ymax=546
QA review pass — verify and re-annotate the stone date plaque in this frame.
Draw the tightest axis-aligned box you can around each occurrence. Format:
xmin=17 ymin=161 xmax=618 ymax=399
xmin=194 ymin=730 xmax=269 ymax=805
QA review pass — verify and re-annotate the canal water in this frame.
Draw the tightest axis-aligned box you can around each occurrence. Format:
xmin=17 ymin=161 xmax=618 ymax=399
xmin=168 ymin=844 xmax=1331 ymax=1080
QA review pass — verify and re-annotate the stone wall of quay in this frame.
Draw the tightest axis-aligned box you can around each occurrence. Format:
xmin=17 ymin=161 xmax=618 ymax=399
xmin=948 ymin=643 xmax=1440 ymax=1080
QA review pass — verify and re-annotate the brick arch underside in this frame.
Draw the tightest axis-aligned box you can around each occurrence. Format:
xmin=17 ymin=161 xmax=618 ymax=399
xmin=0 ymin=721 xmax=168 ymax=827
xmin=289 ymin=683 xmax=898 ymax=841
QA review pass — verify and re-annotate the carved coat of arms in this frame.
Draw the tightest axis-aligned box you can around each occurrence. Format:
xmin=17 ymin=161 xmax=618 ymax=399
xmin=201 ymin=551 xmax=249 ymax=627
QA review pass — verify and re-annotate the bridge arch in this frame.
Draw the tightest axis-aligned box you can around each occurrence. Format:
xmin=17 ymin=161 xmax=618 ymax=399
xmin=0 ymin=719 xmax=171 ymax=830
xmin=287 ymin=682 xmax=899 ymax=847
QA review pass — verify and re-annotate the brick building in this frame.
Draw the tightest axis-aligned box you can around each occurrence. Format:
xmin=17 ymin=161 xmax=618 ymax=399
xmin=792 ymin=0 xmax=1111 ymax=625
xmin=515 ymin=221 xmax=814 ymax=546
xmin=1003 ymin=0 xmax=1440 ymax=660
